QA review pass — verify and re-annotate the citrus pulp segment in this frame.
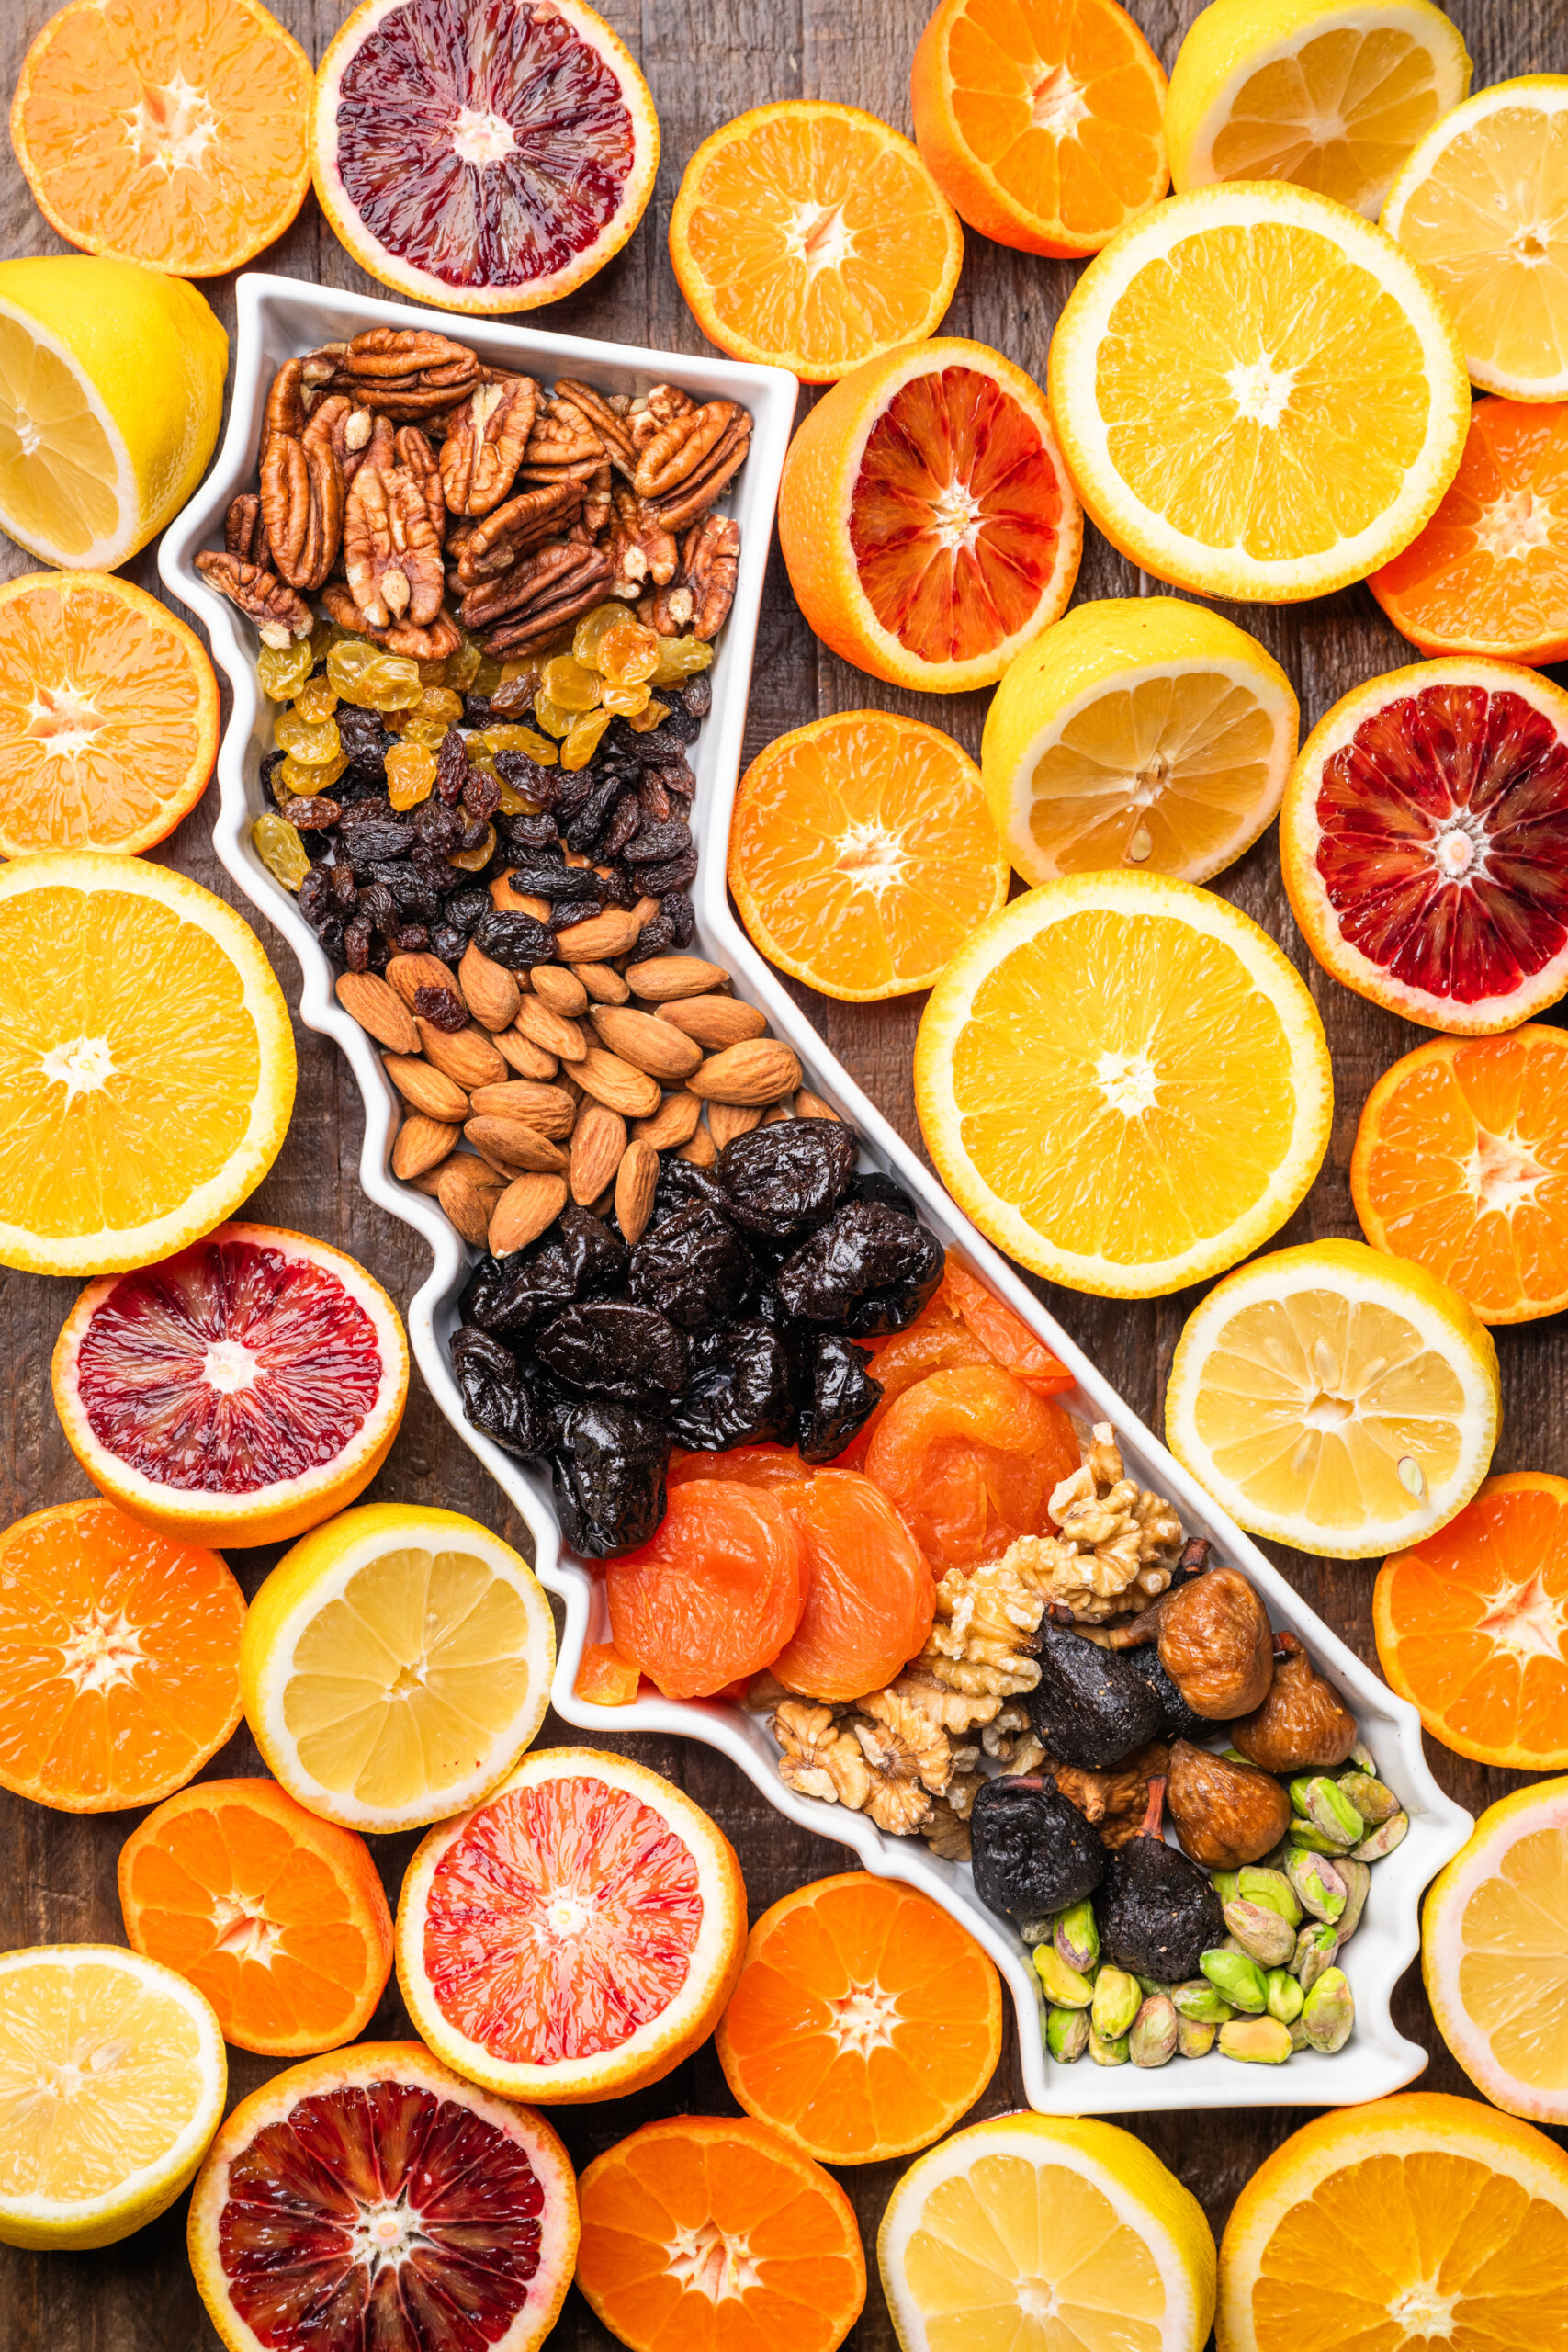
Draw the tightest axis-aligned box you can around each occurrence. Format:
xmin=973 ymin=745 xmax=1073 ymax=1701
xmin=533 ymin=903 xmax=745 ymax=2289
xmin=912 ymin=872 xmax=1333 ymax=1297
xmin=10 ymin=0 xmax=312 ymax=277
xmin=1382 ymin=76 xmax=1568 ymax=401
xmin=396 ymin=1747 xmax=747 ymax=2103
xmin=715 ymin=1872 xmax=1001 ymax=2164
xmin=1165 ymin=1238 xmax=1500 ymax=1556
xmin=878 ymin=2111 xmax=1216 ymax=2352
xmin=908 ymin=0 xmax=1169 ymax=257
xmin=777 ymin=338 xmax=1081 ymax=690
xmin=0 ymin=1944 xmax=225 ymax=2251
xmin=118 ymin=1778 xmax=395 ymax=2058
xmin=1213 ymin=2091 xmax=1568 ymax=2352
xmin=0 ymin=1498 xmax=244 ymax=1812
xmin=1280 ymin=658 xmax=1568 ymax=1032
xmin=669 ymin=103 xmax=963 ymax=381
xmin=1165 ymin=0 xmax=1471 ymax=218
xmin=1047 ymin=181 xmax=1471 ymax=602
xmin=240 ymin=1502 xmax=555 ymax=1834
xmin=186 ymin=2042 xmax=578 ymax=2352
xmin=1375 ymin=1476 xmax=1568 ymax=1770
xmin=728 ymin=711 xmax=1010 ymax=999
xmin=0 ymin=255 xmax=227 ymax=570
xmin=53 ymin=1222 xmax=410 ymax=1546
xmin=313 ymin=0 xmax=659 ymax=312
xmin=980 ymin=596 xmax=1300 ymax=886
xmin=1420 ymin=1781 xmax=1568 ymax=2125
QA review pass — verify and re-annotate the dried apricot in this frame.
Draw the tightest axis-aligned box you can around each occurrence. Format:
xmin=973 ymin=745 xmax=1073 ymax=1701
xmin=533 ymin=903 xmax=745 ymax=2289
xmin=769 ymin=1469 xmax=935 ymax=1703
xmin=606 ymin=1480 xmax=807 ymax=1700
xmin=572 ymin=1641 xmax=640 ymax=1707
xmin=670 ymin=1444 xmax=812 ymax=1489
xmin=941 ymin=1263 xmax=1074 ymax=1395
xmin=864 ymin=1363 xmax=1079 ymax=1569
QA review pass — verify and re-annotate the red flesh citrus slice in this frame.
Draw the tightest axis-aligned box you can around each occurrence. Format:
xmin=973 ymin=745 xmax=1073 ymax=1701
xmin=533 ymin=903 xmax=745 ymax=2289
xmin=52 ymin=1221 xmax=408 ymax=1549
xmin=605 ymin=1478 xmax=807 ymax=1699
xmin=312 ymin=0 xmax=658 ymax=313
xmin=768 ymin=1469 xmax=936 ymax=1704
xmin=186 ymin=2041 xmax=577 ymax=2352
xmin=864 ymin=1362 xmax=1081 ymax=1569
xmin=396 ymin=1748 xmax=746 ymax=2104
xmin=1280 ymin=657 xmax=1568 ymax=1032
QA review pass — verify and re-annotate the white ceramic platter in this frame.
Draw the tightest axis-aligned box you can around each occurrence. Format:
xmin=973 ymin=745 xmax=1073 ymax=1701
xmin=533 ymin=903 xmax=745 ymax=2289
xmin=163 ymin=269 xmax=1472 ymax=2118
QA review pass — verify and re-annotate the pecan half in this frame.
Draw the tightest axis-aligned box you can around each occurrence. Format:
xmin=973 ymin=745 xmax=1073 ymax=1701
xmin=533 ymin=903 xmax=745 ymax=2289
xmin=555 ymin=379 xmax=638 ymax=477
xmin=224 ymin=492 xmax=269 ymax=568
xmin=516 ymin=391 xmax=604 ymax=483
xmin=260 ymin=364 xmax=344 ymax=590
xmin=303 ymin=327 xmax=479 ymax=419
xmin=582 ymin=458 xmax=613 ymax=537
xmin=473 ymin=542 xmax=615 ymax=654
xmin=441 ymin=377 xmax=537 ymax=515
xmin=604 ymin=483 xmax=677 ymax=596
xmin=460 ymin=536 xmax=604 ymax=630
xmin=196 ymin=551 xmax=311 ymax=648
xmin=646 ymin=407 xmax=753 ymax=532
xmin=330 ymin=401 xmax=374 ymax=489
xmin=629 ymin=384 xmax=695 ymax=451
xmin=635 ymin=401 xmax=739 ymax=501
xmin=320 ymin=584 xmax=461 ymax=662
xmin=681 ymin=510 xmax=739 ymax=640
xmin=344 ymin=416 xmax=445 ymax=628
xmin=637 ymin=582 xmax=693 ymax=638
xmin=394 ymin=425 xmax=446 ymax=545
xmin=455 ymin=481 xmax=583 ymax=587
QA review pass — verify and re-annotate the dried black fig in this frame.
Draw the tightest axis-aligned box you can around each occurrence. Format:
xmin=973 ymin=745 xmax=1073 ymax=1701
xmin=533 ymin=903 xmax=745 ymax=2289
xmin=1026 ymin=1622 xmax=1165 ymax=1769
xmin=1166 ymin=1738 xmax=1292 ymax=1871
xmin=1230 ymin=1633 xmax=1358 ymax=1773
xmin=1122 ymin=1645 xmax=1208 ymax=1742
xmin=1156 ymin=1565 xmax=1274 ymax=1719
xmin=1095 ymin=1776 xmax=1224 ymax=1982
xmin=969 ymin=1773 xmax=1104 ymax=1923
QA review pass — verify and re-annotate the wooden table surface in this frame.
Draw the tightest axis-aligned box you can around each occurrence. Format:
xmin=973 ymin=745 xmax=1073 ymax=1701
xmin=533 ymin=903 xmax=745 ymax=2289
xmin=4 ymin=0 xmax=1566 ymax=2344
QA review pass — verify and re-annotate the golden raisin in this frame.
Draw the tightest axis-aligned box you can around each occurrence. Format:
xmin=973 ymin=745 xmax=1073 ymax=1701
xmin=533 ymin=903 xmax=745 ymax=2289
xmin=533 ymin=690 xmax=573 ymax=740
xmin=602 ymin=680 xmax=651 ymax=716
xmin=560 ymin=709 xmax=613 ymax=769
xmin=598 ymin=621 xmax=659 ymax=686
xmin=386 ymin=741 xmax=438 ymax=808
xmin=540 ymin=655 xmax=603 ymax=712
xmin=252 ymin=809 xmax=311 ymax=889
xmin=257 ymin=643 xmax=313 ymax=702
xmin=627 ymin=697 xmax=671 ymax=733
xmin=450 ymin=822 xmax=497 ymax=871
xmin=572 ymin=601 xmax=629 ymax=668
xmin=651 ymin=634 xmax=714 ymax=685
xmin=294 ymin=674 xmax=339 ymax=724
xmin=277 ymin=750 xmax=348 ymax=796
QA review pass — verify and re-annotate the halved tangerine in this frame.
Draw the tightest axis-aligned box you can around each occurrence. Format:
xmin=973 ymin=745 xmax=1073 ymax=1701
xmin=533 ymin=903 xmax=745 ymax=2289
xmin=396 ymin=1747 xmax=746 ymax=2105
xmin=864 ymin=1361 xmax=1080 ymax=1570
xmin=769 ymin=1470 xmax=936 ymax=1704
xmin=779 ymin=337 xmax=1081 ymax=691
xmin=1280 ymin=657 xmax=1568 ymax=1033
xmin=605 ymin=1477 xmax=807 ymax=1700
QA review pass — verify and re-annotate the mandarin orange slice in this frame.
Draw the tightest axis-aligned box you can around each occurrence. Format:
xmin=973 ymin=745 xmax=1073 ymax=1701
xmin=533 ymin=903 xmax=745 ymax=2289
xmin=605 ymin=1479 xmax=806 ymax=1699
xmin=864 ymin=1361 xmax=1080 ymax=1569
xmin=769 ymin=1470 xmax=936 ymax=1704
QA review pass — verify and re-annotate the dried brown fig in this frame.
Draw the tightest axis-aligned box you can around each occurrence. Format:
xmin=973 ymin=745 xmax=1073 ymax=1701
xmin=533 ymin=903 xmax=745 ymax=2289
xmin=1050 ymin=1740 xmax=1169 ymax=1851
xmin=1156 ymin=1564 xmax=1273 ymax=1719
xmin=1230 ymin=1632 xmax=1357 ymax=1773
xmin=1167 ymin=1738 xmax=1292 ymax=1870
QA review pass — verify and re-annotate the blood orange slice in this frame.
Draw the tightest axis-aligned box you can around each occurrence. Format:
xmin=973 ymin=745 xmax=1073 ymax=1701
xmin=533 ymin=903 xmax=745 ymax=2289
xmin=312 ymin=0 xmax=658 ymax=313
xmin=396 ymin=1747 xmax=746 ymax=2104
xmin=1280 ymin=657 xmax=1568 ymax=1033
xmin=778 ymin=336 xmax=1082 ymax=693
xmin=186 ymin=2041 xmax=577 ymax=2352
xmin=52 ymin=1221 xmax=408 ymax=1549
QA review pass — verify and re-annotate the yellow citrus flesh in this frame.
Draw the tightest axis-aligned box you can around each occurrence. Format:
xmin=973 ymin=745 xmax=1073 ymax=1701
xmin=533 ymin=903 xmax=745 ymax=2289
xmin=913 ymin=872 xmax=1332 ymax=1297
xmin=1382 ymin=76 xmax=1568 ymax=401
xmin=1421 ymin=1780 xmax=1568 ymax=2126
xmin=1166 ymin=1237 xmax=1500 ymax=1556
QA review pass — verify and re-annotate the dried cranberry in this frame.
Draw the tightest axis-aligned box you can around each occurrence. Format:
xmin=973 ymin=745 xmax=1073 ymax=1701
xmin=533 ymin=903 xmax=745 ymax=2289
xmin=413 ymin=984 xmax=467 ymax=1032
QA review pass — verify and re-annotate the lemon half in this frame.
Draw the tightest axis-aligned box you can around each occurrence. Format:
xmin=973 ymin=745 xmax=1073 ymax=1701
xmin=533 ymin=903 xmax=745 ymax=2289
xmin=1422 ymin=1779 xmax=1568 ymax=2126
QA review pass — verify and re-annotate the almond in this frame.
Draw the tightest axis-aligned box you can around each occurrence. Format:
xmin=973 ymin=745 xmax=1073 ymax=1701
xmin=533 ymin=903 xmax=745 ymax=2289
xmin=464 ymin=1115 xmax=569 ymax=1174
xmin=467 ymin=1080 xmax=577 ymax=1138
xmin=336 ymin=970 xmax=419 ymax=1054
xmin=657 ymin=995 xmax=768 ymax=1049
xmin=417 ymin=1019 xmax=510 ymax=1091
xmin=676 ymin=1114 xmax=718 ymax=1166
xmin=490 ymin=872 xmax=551 ymax=920
xmin=400 ymin=1158 xmax=451 ymax=1198
xmin=570 ymin=1103 xmax=626 ymax=1206
xmin=570 ymin=960 xmax=630 ymax=1004
xmin=493 ymin=1027 xmax=558 ymax=1080
xmin=575 ymin=1046 xmax=663 ymax=1119
xmin=436 ymin=1155 xmax=507 ymax=1246
xmin=386 ymin=951 xmax=457 ymax=1007
xmin=489 ymin=1173 xmax=568 ymax=1256
xmin=382 ymin=1054 xmax=469 ymax=1122
xmin=795 ymin=1090 xmax=841 ymax=1123
xmin=590 ymin=1004 xmax=704 ymax=1084
xmin=516 ymin=996 xmax=588 ymax=1063
xmin=391 ymin=1113 xmax=462 ymax=1179
xmin=553 ymin=906 xmax=643 ymax=961
xmin=531 ymin=964 xmax=590 ymax=1017
xmin=761 ymin=1103 xmax=793 ymax=1125
xmin=458 ymin=940 xmax=522 ymax=1032
xmin=631 ymin=894 xmax=662 ymax=925
xmin=633 ymin=1091 xmax=703 ymax=1149
xmin=688 ymin=1038 xmax=803 ymax=1106
xmin=707 ymin=1102 xmax=761 ymax=1150
xmin=626 ymin=953 xmax=731 ymax=1001
xmin=615 ymin=1138 xmax=660 ymax=1246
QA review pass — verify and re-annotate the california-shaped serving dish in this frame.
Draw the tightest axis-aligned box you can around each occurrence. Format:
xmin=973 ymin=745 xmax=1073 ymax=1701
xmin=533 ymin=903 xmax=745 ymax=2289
xmin=163 ymin=269 xmax=1472 ymax=2117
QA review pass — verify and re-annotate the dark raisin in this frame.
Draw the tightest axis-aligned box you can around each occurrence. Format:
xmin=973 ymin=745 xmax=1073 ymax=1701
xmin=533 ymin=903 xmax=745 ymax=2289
xmin=463 ymin=768 xmax=502 ymax=823
xmin=413 ymin=798 xmax=465 ymax=851
xmin=775 ymin=1202 xmax=943 ymax=1335
xmin=337 ymin=797 xmax=395 ymax=831
xmin=445 ymin=888 xmax=491 ymax=933
xmin=489 ymin=675 xmax=537 ymax=719
xmin=495 ymin=750 xmax=559 ymax=808
xmin=661 ymin=891 xmax=695 ymax=947
xmin=660 ymin=705 xmax=701 ymax=745
xmin=638 ymin=847 xmax=699 ymax=895
xmin=633 ymin=729 xmax=695 ymax=775
xmin=504 ymin=860 xmax=599 ymax=903
xmin=499 ymin=809 xmax=558 ymax=850
xmin=335 ymin=704 xmax=389 ymax=771
xmin=259 ymin=747 xmax=286 ymax=797
xmin=600 ymin=865 xmax=637 ymax=910
xmin=629 ymin=1201 xmax=752 ymax=1329
xmin=409 ymin=844 xmax=464 ymax=895
xmin=630 ymin=913 xmax=675 ymax=960
xmin=624 ymin=819 xmax=693 ymax=866
xmin=279 ymin=796 xmax=341 ymax=829
xmin=550 ymin=1400 xmax=670 ymax=1558
xmin=549 ymin=897 xmax=608 ymax=933
xmin=681 ymin=674 xmax=712 ymax=719
xmin=393 ymin=923 xmax=431 ymax=952
xmin=461 ymin=694 xmax=495 ymax=728
xmin=470 ymin=910 xmax=558 ymax=970
xmin=637 ymin=770 xmax=671 ymax=824
xmin=366 ymin=866 xmax=441 ymax=922
xmin=535 ymin=1300 xmax=689 ymax=1408
xmin=311 ymin=915 xmax=345 ymax=959
xmin=671 ymin=1320 xmax=795 ymax=1451
xmin=563 ymin=771 xmax=625 ymax=854
xmin=435 ymin=728 xmax=468 ymax=804
xmin=356 ymin=883 xmax=399 ymax=935
xmin=599 ymin=794 xmax=642 ymax=862
xmin=344 ymin=915 xmax=372 ymax=971
xmin=341 ymin=820 xmax=415 ymax=863
xmin=457 ymin=813 xmax=491 ymax=854
xmin=299 ymin=866 xmax=332 ymax=922
xmin=431 ymin=923 xmax=468 ymax=964
xmin=413 ymin=984 xmax=467 ymax=1033
xmin=717 ymin=1120 xmax=857 ymax=1240
xmin=797 ymin=1332 xmax=882 ymax=1464
xmin=329 ymin=862 xmax=359 ymax=911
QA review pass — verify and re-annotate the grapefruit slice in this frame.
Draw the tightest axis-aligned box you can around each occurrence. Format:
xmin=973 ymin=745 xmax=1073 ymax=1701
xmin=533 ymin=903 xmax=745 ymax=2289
xmin=779 ymin=337 xmax=1081 ymax=692
xmin=396 ymin=1747 xmax=747 ymax=2104
xmin=186 ymin=2042 xmax=578 ymax=2352
xmin=312 ymin=0 xmax=657 ymax=313
xmin=1280 ymin=657 xmax=1568 ymax=1032
xmin=53 ymin=1222 xmax=409 ymax=1549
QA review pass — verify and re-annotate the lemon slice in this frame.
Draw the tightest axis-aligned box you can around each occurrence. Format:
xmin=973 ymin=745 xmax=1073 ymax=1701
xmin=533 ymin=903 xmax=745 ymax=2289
xmin=1166 ymin=0 xmax=1471 ymax=218
xmin=1048 ymin=181 xmax=1470 ymax=603
xmin=1421 ymin=1779 xmax=1568 ymax=2125
xmin=913 ymin=871 xmax=1332 ymax=1297
xmin=879 ymin=2111 xmax=1216 ymax=2352
xmin=0 ymin=1944 xmax=225 ymax=2250
xmin=1382 ymin=76 xmax=1568 ymax=401
xmin=982 ymin=596 xmax=1299 ymax=887
xmin=240 ymin=1501 xmax=556 ymax=1834
xmin=1166 ymin=1238 xmax=1500 ymax=1556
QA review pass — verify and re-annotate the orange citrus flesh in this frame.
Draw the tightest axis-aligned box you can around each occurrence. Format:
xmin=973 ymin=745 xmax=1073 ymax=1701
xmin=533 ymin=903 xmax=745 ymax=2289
xmin=768 ymin=1470 xmax=937 ymax=1704
xmin=716 ymin=1872 xmax=1001 ymax=2165
xmin=864 ymin=1361 xmax=1081 ymax=1570
xmin=10 ymin=0 xmax=312 ymax=277
xmin=0 ymin=1498 xmax=243 ymax=1812
xmin=910 ymin=0 xmax=1168 ymax=256
xmin=728 ymin=712 xmax=1009 ymax=1001
xmin=1375 ymin=1473 xmax=1568 ymax=1769
xmin=118 ymin=1777 xmax=393 ymax=2057
xmin=1371 ymin=399 xmax=1568 ymax=662
xmin=1351 ymin=1025 xmax=1568 ymax=1323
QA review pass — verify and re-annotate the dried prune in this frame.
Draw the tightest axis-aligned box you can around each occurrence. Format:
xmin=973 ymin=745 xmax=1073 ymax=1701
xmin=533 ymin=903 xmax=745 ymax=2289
xmin=797 ymin=1332 xmax=881 ymax=1464
xmin=852 ymin=1170 xmax=919 ymax=1218
xmin=629 ymin=1201 xmax=751 ymax=1329
xmin=1027 ymin=1623 xmax=1166 ymax=1769
xmin=670 ymin=1320 xmax=794 ymax=1451
xmin=465 ymin=1206 xmax=628 ymax=1330
xmin=717 ymin=1119 xmax=856 ymax=1240
xmin=534 ymin=1300 xmax=689 ymax=1407
xmin=649 ymin=1158 xmax=728 ymax=1229
xmin=473 ymin=909 xmax=557 ymax=969
xmin=552 ymin=1399 xmax=670 ymax=1558
xmin=970 ymin=1775 xmax=1104 ymax=1923
xmin=449 ymin=1329 xmax=548 ymax=1459
xmin=775 ymin=1202 xmax=942 ymax=1336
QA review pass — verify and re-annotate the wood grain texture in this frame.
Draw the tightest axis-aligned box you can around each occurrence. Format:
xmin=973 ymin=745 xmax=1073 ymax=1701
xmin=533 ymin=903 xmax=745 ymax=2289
xmin=2 ymin=0 xmax=1566 ymax=2345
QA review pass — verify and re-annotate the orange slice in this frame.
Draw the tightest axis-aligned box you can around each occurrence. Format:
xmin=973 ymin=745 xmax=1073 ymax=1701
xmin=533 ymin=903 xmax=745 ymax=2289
xmin=778 ymin=338 xmax=1081 ymax=692
xmin=0 ymin=1498 xmax=244 ymax=1813
xmin=910 ymin=0 xmax=1168 ymax=257
xmin=11 ymin=0 xmax=311 ymax=277
xmin=728 ymin=712 xmax=1009 ymax=1000
xmin=669 ymin=102 xmax=963 ymax=382
xmin=716 ymin=1872 xmax=1001 ymax=2164
xmin=1374 ymin=1474 xmax=1568 ymax=1770
xmin=576 ymin=2114 xmax=866 ymax=2352
xmin=0 ymin=573 xmax=217 ymax=854
xmin=118 ymin=1777 xmax=393 ymax=2057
